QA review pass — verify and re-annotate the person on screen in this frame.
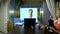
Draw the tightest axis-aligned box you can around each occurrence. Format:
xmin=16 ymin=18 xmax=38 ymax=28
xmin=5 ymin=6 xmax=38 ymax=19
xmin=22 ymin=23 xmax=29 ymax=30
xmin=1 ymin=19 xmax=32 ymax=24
xmin=28 ymin=9 xmax=38 ymax=22
xmin=29 ymin=9 xmax=33 ymax=18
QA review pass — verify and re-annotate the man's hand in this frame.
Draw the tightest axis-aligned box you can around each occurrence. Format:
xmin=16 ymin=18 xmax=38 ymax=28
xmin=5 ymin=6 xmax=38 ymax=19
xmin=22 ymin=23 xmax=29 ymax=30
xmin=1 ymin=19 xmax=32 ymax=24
xmin=49 ymin=27 xmax=60 ymax=34
xmin=49 ymin=27 xmax=54 ymax=30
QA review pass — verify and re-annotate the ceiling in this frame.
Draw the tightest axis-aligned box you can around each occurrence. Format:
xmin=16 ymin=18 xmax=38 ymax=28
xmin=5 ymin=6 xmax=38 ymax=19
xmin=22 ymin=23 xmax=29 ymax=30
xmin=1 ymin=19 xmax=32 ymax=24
xmin=55 ymin=0 xmax=60 ymax=2
xmin=0 ymin=0 xmax=2 ymax=1
xmin=15 ymin=0 xmax=43 ymax=10
xmin=15 ymin=0 xmax=43 ymax=4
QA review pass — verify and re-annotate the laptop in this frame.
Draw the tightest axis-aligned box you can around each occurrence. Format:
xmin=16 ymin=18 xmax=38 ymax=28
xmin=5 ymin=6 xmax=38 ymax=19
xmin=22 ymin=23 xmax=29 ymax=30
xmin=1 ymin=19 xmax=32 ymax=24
xmin=24 ymin=18 xmax=36 ymax=28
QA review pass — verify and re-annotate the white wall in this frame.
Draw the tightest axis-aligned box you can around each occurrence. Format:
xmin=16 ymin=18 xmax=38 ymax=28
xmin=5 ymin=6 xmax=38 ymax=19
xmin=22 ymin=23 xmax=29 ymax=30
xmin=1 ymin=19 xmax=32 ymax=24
xmin=0 ymin=0 xmax=10 ymax=33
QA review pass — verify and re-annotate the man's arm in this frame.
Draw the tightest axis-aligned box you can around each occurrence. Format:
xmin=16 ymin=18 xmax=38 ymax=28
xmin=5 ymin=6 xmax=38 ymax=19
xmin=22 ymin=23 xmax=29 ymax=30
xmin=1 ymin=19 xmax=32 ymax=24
xmin=50 ymin=27 xmax=60 ymax=34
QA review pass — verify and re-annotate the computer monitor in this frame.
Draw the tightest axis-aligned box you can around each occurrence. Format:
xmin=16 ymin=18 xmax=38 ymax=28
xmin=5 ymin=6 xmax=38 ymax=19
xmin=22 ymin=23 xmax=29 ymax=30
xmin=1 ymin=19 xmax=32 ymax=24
xmin=24 ymin=18 xmax=36 ymax=28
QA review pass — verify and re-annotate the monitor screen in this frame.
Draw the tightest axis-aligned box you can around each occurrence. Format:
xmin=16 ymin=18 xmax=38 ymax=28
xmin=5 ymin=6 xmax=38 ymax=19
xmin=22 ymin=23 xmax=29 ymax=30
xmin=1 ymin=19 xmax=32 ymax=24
xmin=20 ymin=8 xmax=38 ymax=22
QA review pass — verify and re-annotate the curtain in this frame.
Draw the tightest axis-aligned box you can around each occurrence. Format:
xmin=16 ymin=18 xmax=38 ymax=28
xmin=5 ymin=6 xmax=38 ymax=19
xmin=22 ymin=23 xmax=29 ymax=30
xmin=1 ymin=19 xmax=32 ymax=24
xmin=0 ymin=0 xmax=10 ymax=33
xmin=46 ymin=0 xmax=56 ymax=20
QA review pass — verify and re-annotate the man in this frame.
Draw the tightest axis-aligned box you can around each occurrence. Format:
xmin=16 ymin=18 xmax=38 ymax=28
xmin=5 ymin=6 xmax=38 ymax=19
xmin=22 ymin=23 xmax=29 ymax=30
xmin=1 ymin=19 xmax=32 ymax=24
xmin=28 ymin=9 xmax=35 ymax=28
xmin=48 ymin=16 xmax=57 ymax=33
xmin=28 ymin=9 xmax=38 ymax=22
xmin=48 ymin=16 xmax=55 ymax=28
xmin=29 ymin=9 xmax=33 ymax=18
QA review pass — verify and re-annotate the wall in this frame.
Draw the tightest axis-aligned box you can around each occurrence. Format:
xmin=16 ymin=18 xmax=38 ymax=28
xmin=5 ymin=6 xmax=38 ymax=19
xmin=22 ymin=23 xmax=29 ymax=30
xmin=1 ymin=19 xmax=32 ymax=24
xmin=42 ymin=1 xmax=51 ymax=25
xmin=9 ymin=0 xmax=14 ymax=22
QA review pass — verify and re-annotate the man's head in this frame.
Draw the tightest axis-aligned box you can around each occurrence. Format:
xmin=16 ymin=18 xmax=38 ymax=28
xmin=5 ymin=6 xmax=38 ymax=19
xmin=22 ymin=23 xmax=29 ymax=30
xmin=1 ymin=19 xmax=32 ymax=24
xmin=50 ymin=15 xmax=53 ymax=18
xmin=29 ymin=9 xmax=33 ymax=15
xmin=56 ymin=8 xmax=60 ymax=18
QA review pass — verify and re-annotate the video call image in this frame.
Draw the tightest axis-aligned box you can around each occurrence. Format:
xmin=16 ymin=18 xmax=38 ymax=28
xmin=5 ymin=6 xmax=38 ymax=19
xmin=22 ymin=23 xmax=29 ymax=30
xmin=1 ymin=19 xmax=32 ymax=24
xmin=20 ymin=8 xmax=38 ymax=22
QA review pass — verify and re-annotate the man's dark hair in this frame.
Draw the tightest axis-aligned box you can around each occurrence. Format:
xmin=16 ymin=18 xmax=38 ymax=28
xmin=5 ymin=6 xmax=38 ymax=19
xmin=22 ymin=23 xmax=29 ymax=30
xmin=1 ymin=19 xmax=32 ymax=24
xmin=29 ymin=9 xmax=33 ymax=12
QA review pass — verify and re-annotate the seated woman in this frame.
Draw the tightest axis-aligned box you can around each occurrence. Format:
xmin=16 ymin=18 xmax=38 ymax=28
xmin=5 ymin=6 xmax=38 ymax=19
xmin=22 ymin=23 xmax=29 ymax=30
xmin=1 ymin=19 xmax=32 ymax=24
xmin=50 ymin=8 xmax=60 ymax=34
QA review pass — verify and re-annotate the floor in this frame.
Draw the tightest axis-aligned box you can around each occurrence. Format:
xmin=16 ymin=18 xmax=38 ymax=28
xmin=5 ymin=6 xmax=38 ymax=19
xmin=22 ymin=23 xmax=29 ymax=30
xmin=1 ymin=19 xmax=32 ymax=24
xmin=0 ymin=25 xmax=57 ymax=34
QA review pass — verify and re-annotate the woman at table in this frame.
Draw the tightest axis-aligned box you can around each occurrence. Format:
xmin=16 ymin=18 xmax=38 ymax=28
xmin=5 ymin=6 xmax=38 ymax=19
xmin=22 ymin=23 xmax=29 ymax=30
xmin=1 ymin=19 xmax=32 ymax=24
xmin=50 ymin=8 xmax=60 ymax=34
